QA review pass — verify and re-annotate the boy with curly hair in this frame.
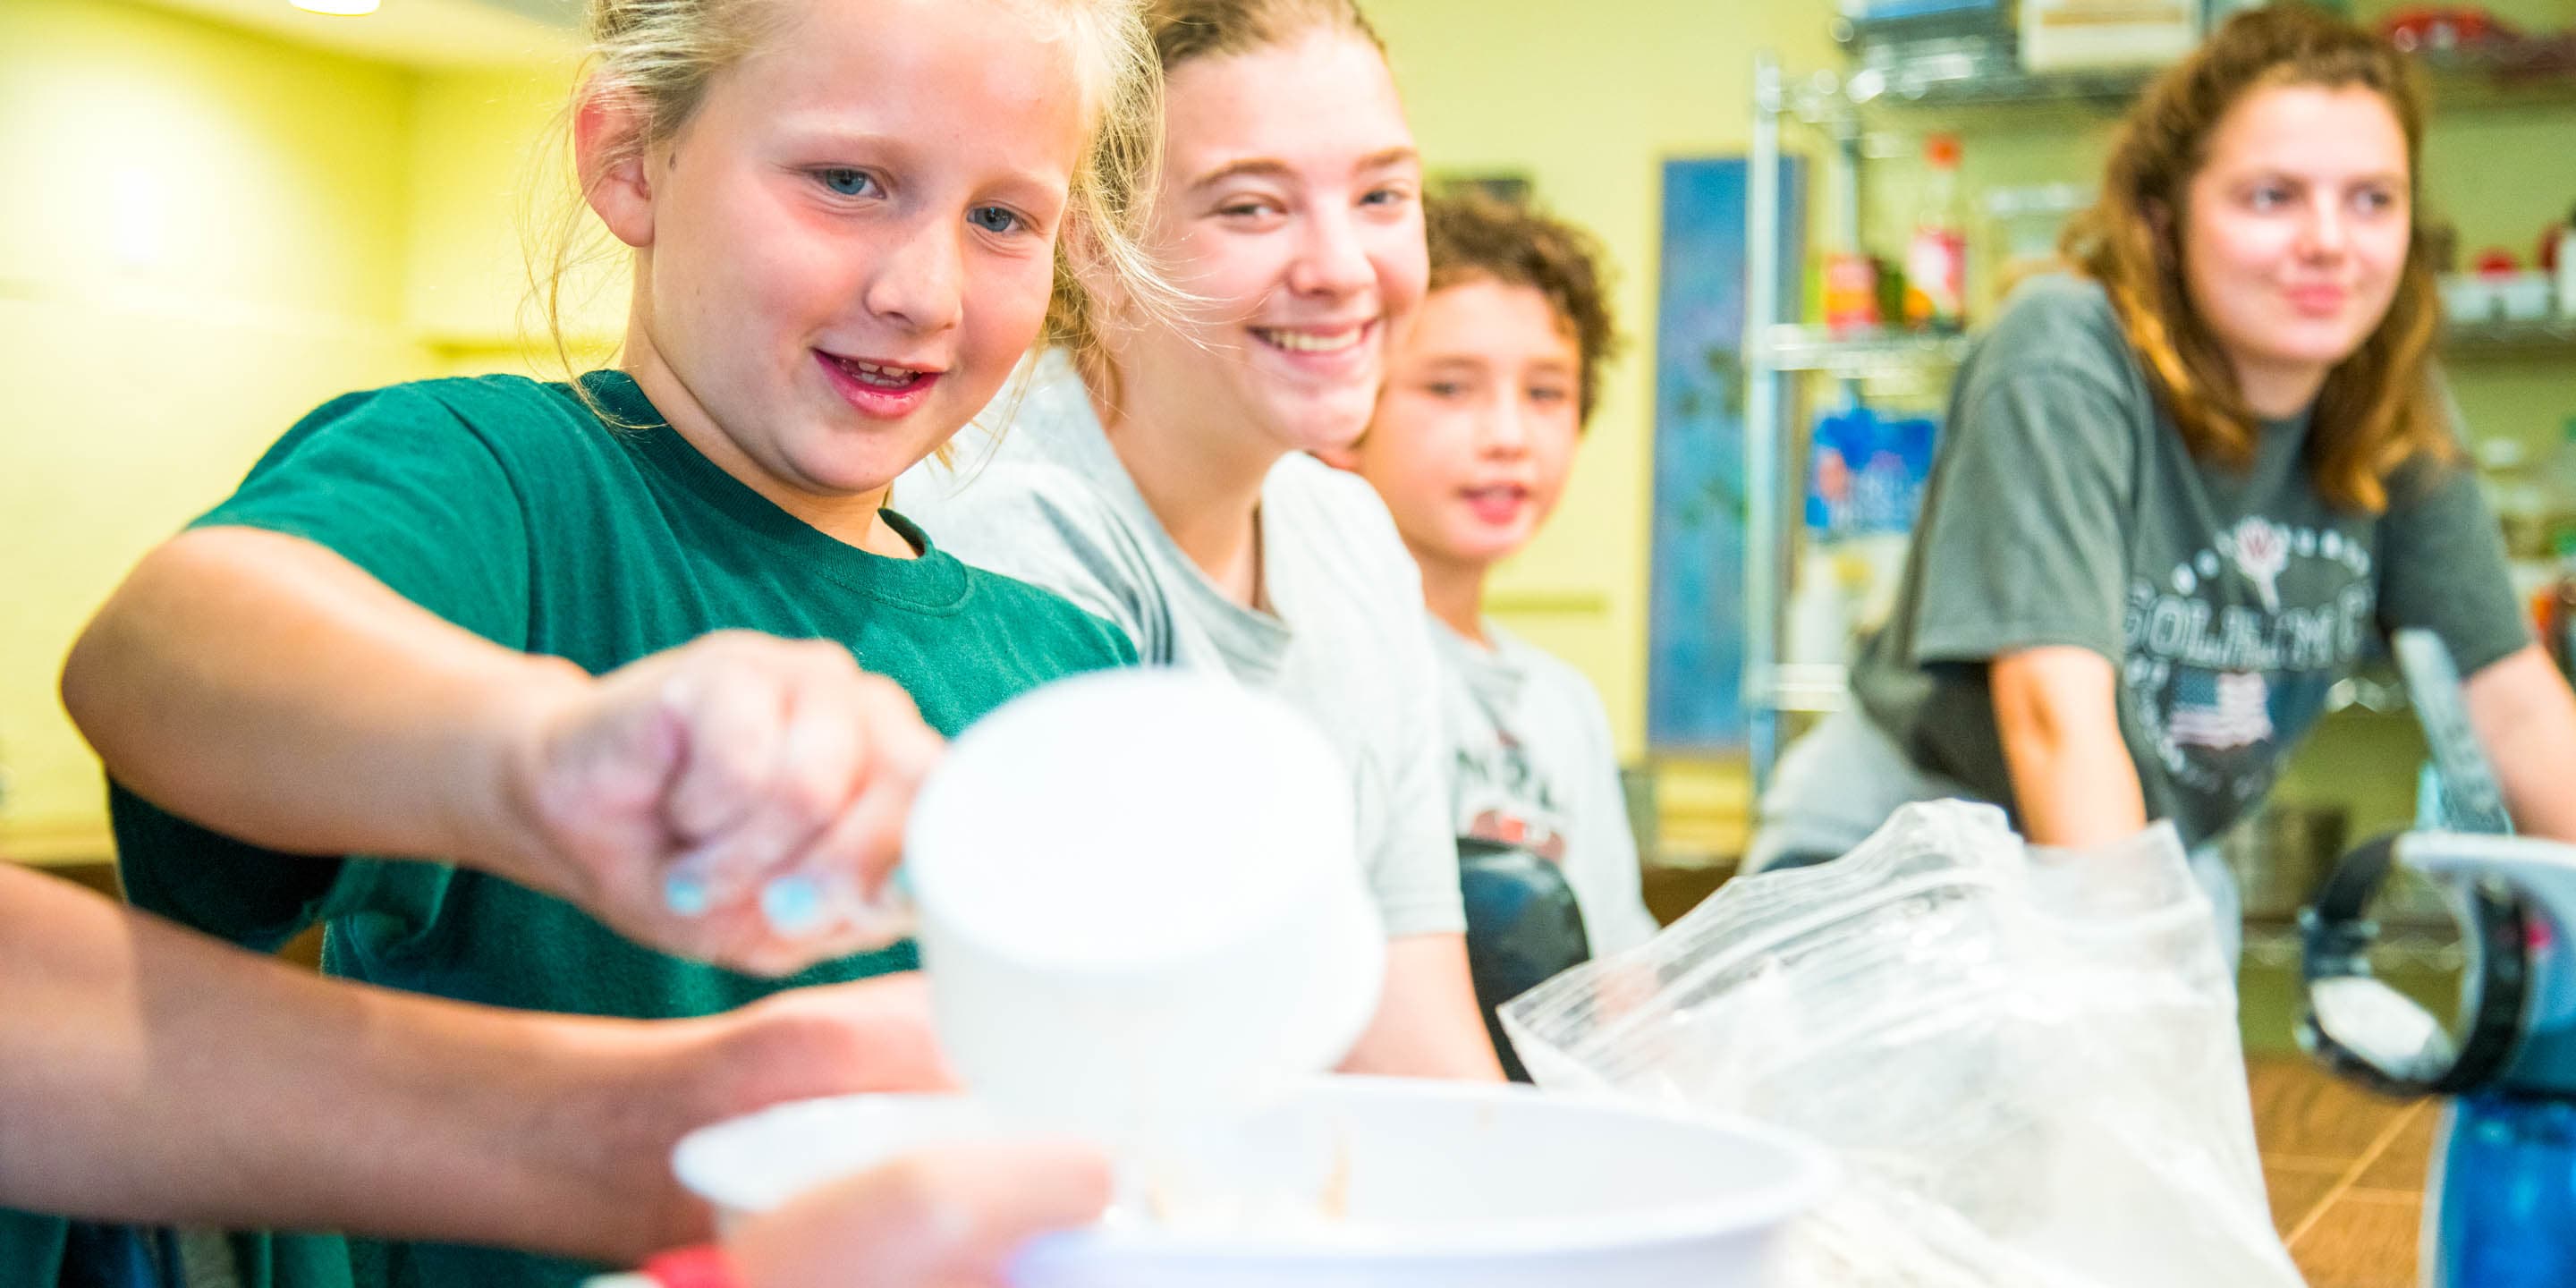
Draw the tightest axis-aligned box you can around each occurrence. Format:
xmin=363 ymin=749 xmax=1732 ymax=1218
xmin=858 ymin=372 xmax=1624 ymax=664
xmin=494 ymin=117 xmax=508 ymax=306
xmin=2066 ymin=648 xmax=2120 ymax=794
xmin=1332 ymin=192 xmax=1657 ymax=957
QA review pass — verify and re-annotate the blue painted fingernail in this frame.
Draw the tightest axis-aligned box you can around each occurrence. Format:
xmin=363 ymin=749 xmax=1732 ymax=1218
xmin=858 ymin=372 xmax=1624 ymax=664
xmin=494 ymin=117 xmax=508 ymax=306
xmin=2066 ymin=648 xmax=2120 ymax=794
xmin=762 ymin=874 xmax=826 ymax=935
xmin=665 ymin=871 xmax=713 ymax=918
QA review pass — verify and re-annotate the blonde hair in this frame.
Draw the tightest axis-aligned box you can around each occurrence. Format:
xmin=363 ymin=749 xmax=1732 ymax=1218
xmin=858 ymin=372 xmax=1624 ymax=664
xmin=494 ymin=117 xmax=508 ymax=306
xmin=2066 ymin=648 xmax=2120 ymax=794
xmin=2063 ymin=2 xmax=2449 ymax=513
xmin=527 ymin=0 xmax=1169 ymax=419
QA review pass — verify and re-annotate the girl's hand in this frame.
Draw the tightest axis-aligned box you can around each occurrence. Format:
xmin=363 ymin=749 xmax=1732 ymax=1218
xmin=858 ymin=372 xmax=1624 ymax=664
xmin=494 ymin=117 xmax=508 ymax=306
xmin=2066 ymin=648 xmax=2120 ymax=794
xmin=513 ymin=631 xmax=942 ymax=974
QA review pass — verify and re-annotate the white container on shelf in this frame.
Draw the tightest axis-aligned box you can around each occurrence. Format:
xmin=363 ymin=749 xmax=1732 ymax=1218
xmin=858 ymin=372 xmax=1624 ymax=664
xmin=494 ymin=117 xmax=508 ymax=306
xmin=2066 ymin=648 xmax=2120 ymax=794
xmin=1785 ymin=547 xmax=1853 ymax=668
xmin=2496 ymin=271 xmax=2555 ymax=323
xmin=2440 ymin=272 xmax=2498 ymax=326
xmin=2019 ymin=0 xmax=2199 ymax=72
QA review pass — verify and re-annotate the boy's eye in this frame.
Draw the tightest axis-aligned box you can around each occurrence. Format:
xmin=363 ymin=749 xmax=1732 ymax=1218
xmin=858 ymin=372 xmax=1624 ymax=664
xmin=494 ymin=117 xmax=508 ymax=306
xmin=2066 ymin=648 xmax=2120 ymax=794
xmin=970 ymin=206 xmax=1025 ymax=235
xmin=2352 ymin=187 xmax=2398 ymax=215
xmin=1425 ymin=380 xmax=1466 ymax=399
xmin=1360 ymin=185 xmax=1415 ymax=209
xmin=1530 ymin=386 xmax=1571 ymax=404
xmin=2247 ymin=183 xmax=2292 ymax=211
xmin=817 ymin=168 xmax=878 ymax=199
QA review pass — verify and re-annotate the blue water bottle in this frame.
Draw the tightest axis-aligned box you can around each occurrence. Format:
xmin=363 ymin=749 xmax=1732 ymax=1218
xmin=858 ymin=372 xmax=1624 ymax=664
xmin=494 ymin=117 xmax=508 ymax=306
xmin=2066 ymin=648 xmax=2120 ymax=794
xmin=2434 ymin=1093 xmax=2576 ymax=1287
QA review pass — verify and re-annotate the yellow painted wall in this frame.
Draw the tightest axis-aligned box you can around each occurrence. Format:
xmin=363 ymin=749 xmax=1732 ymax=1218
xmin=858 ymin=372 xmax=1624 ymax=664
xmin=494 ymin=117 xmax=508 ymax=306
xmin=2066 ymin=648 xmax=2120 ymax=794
xmin=405 ymin=63 xmax=625 ymax=376
xmin=0 ymin=0 xmax=601 ymax=855
xmin=0 ymin=0 xmax=435 ymax=853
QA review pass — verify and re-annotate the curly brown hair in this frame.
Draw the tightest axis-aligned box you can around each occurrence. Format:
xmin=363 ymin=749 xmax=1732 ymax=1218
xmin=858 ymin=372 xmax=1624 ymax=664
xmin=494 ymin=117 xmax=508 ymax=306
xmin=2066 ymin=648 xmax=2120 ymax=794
xmin=1423 ymin=191 xmax=1623 ymax=425
xmin=2063 ymin=2 xmax=2449 ymax=514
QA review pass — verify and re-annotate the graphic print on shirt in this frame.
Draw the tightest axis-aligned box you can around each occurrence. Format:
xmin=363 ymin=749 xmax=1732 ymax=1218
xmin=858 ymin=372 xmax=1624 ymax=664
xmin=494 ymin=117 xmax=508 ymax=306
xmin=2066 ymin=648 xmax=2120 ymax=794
xmin=2167 ymin=667 xmax=2275 ymax=750
xmin=1454 ymin=728 xmax=1573 ymax=865
xmin=2123 ymin=514 xmax=2374 ymax=818
xmin=2231 ymin=515 xmax=2291 ymax=613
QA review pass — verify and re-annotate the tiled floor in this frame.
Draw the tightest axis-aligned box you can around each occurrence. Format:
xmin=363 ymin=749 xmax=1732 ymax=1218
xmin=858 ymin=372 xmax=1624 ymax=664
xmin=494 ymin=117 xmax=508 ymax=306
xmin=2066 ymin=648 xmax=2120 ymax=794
xmin=2250 ymin=1055 xmax=2437 ymax=1288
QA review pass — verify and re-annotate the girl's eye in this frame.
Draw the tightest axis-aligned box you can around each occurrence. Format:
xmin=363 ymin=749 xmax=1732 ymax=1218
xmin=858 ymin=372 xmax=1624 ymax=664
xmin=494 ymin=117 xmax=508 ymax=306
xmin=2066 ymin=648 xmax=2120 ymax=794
xmin=1360 ymin=185 xmax=1414 ymax=208
xmin=1426 ymin=381 xmax=1466 ymax=399
xmin=817 ymin=168 xmax=877 ymax=199
xmin=970 ymin=206 xmax=1025 ymax=235
xmin=2247 ymin=184 xmax=2292 ymax=211
xmin=1220 ymin=200 xmax=1278 ymax=219
xmin=1530 ymin=386 xmax=1571 ymax=404
xmin=2353 ymin=188 xmax=2398 ymax=214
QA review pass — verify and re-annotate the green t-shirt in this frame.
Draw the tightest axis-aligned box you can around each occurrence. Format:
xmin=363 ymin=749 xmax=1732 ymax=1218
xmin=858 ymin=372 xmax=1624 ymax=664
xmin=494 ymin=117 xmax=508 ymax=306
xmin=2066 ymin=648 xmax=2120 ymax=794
xmin=1851 ymin=275 xmax=2528 ymax=847
xmin=98 ymin=371 xmax=1134 ymax=1288
xmin=0 ymin=1213 xmax=65 ymax=1287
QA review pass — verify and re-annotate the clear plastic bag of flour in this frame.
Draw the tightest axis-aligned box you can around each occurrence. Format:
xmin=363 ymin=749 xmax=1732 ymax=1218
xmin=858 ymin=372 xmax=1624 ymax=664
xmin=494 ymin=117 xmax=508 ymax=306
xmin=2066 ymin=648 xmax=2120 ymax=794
xmin=1501 ymin=801 xmax=2302 ymax=1288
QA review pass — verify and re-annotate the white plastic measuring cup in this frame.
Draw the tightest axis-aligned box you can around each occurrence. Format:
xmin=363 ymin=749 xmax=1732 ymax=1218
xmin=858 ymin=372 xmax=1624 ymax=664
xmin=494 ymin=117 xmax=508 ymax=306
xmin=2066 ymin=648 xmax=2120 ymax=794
xmin=902 ymin=669 xmax=1386 ymax=1150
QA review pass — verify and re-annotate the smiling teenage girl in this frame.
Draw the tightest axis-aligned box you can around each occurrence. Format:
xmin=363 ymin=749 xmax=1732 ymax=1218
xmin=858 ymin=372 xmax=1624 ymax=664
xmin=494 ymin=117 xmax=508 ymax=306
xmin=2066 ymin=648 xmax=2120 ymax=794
xmin=57 ymin=0 xmax=1162 ymax=1284
xmin=1746 ymin=4 xmax=2576 ymax=946
xmin=899 ymin=0 xmax=1503 ymax=1078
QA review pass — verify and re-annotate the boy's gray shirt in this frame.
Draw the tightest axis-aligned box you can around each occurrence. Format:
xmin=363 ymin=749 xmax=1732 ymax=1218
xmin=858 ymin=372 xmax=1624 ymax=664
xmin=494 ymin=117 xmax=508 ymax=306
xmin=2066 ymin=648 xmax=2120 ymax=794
xmin=895 ymin=352 xmax=1466 ymax=937
xmin=1849 ymin=274 xmax=2527 ymax=847
xmin=1431 ymin=618 xmax=1660 ymax=953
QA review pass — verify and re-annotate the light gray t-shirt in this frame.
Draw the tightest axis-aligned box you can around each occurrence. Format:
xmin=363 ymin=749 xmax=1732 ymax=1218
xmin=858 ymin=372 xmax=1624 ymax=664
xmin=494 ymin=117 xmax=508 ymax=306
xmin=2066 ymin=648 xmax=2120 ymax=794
xmin=1431 ymin=618 xmax=1659 ymax=953
xmin=895 ymin=352 xmax=1466 ymax=937
xmin=1844 ymin=274 xmax=2529 ymax=847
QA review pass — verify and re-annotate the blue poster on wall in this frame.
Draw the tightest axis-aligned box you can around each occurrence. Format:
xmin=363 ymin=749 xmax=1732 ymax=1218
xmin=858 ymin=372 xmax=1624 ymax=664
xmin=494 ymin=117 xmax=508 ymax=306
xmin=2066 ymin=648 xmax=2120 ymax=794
xmin=1647 ymin=156 xmax=1804 ymax=751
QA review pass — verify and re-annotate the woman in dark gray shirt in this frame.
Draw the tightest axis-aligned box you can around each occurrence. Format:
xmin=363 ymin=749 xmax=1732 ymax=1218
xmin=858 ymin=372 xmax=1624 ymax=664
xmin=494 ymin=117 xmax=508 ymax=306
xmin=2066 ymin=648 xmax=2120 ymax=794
xmin=1749 ymin=5 xmax=2576 ymax=944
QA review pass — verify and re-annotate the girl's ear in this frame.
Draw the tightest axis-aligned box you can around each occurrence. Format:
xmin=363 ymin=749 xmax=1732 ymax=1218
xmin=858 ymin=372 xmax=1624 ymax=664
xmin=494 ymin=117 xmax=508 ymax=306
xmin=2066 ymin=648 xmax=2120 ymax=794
xmin=576 ymin=85 xmax=657 ymax=250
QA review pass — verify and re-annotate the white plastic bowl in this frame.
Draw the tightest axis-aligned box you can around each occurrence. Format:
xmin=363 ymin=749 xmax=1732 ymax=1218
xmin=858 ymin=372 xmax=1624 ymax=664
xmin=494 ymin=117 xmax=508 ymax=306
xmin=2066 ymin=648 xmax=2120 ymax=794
xmin=674 ymin=1077 xmax=1835 ymax=1287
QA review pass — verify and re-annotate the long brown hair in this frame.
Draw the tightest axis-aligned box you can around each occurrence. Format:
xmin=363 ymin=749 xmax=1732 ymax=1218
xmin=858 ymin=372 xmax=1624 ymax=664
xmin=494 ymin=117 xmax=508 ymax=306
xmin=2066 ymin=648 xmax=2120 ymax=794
xmin=2063 ymin=3 xmax=2448 ymax=513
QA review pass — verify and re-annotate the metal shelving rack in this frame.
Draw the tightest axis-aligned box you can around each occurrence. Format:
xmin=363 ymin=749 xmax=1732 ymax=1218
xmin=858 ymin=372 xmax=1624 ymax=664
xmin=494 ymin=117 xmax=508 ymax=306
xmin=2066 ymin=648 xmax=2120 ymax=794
xmin=1740 ymin=45 xmax=2576 ymax=794
xmin=1744 ymin=53 xmax=1974 ymax=790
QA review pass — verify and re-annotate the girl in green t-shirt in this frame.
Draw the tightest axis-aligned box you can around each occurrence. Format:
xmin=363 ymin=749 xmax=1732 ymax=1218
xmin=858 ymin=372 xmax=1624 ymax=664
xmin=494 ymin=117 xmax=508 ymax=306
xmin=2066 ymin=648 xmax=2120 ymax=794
xmin=70 ymin=0 xmax=1164 ymax=978
xmin=54 ymin=1 xmax=1165 ymax=1284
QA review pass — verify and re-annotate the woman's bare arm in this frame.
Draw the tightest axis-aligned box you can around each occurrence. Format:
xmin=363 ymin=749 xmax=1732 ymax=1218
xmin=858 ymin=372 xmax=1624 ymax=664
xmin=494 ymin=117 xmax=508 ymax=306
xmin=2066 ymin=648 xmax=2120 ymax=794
xmin=1991 ymin=646 xmax=2150 ymax=849
xmin=0 ymin=863 xmax=953 ymax=1261
xmin=2465 ymin=644 xmax=2576 ymax=841
xmin=1336 ymin=932 xmax=1507 ymax=1080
